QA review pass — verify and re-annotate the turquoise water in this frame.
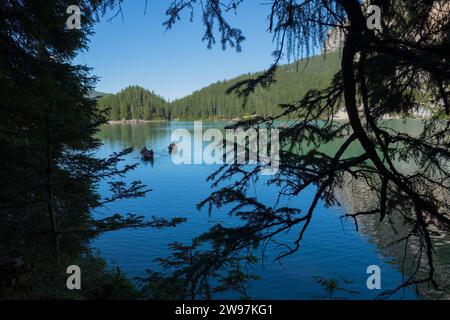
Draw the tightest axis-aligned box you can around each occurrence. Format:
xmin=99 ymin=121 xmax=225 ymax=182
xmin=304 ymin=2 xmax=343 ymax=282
xmin=92 ymin=121 xmax=421 ymax=299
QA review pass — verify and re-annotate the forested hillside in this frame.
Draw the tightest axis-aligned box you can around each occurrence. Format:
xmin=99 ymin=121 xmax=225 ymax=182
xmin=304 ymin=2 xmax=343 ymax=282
xmin=170 ymin=51 xmax=341 ymax=119
xmin=98 ymin=51 xmax=341 ymax=120
xmin=98 ymin=86 xmax=168 ymax=120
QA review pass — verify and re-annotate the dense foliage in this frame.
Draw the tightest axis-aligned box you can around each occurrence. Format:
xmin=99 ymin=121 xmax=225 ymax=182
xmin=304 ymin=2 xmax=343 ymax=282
xmin=2 ymin=0 xmax=449 ymax=300
xmin=143 ymin=0 xmax=450 ymax=299
xmin=98 ymin=86 xmax=167 ymax=120
xmin=0 ymin=0 xmax=182 ymax=298
xmin=97 ymin=51 xmax=341 ymax=120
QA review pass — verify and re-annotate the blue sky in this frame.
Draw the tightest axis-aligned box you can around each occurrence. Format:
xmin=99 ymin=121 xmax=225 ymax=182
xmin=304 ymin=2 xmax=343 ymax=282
xmin=75 ymin=1 xmax=286 ymax=100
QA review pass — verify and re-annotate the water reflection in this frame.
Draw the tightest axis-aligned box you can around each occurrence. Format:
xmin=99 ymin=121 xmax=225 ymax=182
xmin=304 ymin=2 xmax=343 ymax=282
xmin=93 ymin=120 xmax=448 ymax=299
xmin=336 ymin=176 xmax=450 ymax=299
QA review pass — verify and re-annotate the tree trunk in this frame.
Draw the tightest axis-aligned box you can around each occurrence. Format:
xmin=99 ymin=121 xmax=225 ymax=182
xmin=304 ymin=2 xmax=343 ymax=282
xmin=46 ymin=112 xmax=60 ymax=263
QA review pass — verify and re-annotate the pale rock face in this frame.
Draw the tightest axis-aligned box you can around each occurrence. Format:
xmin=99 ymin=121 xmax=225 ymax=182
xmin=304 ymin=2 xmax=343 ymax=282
xmin=323 ymin=0 xmax=449 ymax=52
xmin=323 ymin=1 xmax=447 ymax=119
xmin=323 ymin=27 xmax=345 ymax=53
xmin=425 ymin=1 xmax=449 ymax=44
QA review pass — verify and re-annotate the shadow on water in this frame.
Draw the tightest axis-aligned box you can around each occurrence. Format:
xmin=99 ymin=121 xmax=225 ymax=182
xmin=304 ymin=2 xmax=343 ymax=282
xmin=93 ymin=120 xmax=450 ymax=299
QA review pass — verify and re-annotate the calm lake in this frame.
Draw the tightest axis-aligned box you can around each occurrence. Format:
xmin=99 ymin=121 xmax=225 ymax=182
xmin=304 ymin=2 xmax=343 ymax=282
xmin=93 ymin=120 xmax=449 ymax=299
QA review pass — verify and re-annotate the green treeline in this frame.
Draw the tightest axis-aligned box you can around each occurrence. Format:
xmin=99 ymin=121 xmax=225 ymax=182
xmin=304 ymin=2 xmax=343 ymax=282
xmin=98 ymin=51 xmax=341 ymax=120
xmin=98 ymin=86 xmax=168 ymax=120
xmin=1 ymin=2 xmax=181 ymax=299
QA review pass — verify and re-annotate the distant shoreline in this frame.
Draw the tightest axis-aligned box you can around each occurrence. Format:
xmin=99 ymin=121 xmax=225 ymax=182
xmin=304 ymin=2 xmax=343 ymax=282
xmin=106 ymin=113 xmax=429 ymax=125
xmin=107 ymin=119 xmax=168 ymax=125
xmin=106 ymin=117 xmax=244 ymax=124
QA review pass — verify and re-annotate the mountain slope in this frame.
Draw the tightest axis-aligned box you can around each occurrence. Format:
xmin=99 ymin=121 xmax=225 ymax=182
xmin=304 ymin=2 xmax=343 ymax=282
xmin=170 ymin=51 xmax=341 ymax=119
xmin=89 ymin=90 xmax=108 ymax=99
xmin=98 ymin=51 xmax=341 ymax=120
xmin=98 ymin=86 xmax=167 ymax=121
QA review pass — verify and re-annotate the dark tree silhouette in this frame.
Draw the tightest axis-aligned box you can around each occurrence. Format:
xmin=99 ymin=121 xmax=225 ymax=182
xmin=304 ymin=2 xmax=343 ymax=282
xmin=0 ymin=0 xmax=184 ymax=298
xmin=2 ymin=0 xmax=448 ymax=299
xmin=144 ymin=0 xmax=450 ymax=298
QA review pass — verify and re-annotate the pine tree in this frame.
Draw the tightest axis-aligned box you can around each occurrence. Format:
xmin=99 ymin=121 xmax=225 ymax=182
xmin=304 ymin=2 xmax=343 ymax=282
xmin=142 ymin=0 xmax=450 ymax=299
xmin=0 ymin=0 xmax=183 ymax=298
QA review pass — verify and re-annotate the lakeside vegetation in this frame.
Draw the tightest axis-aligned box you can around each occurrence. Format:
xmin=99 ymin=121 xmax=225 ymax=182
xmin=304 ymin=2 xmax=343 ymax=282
xmin=1 ymin=0 xmax=448 ymax=301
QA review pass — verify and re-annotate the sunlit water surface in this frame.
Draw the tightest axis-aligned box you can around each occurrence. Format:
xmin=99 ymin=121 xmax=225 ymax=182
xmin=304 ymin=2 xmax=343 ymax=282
xmin=92 ymin=120 xmax=449 ymax=299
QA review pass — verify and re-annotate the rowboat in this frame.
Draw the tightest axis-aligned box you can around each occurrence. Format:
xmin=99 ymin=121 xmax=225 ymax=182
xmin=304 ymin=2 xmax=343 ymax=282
xmin=140 ymin=148 xmax=154 ymax=161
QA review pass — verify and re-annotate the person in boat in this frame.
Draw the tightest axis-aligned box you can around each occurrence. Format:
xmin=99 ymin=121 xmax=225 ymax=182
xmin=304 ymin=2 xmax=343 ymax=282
xmin=140 ymin=146 xmax=149 ymax=155
xmin=140 ymin=146 xmax=154 ymax=159
xmin=168 ymin=143 xmax=177 ymax=153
